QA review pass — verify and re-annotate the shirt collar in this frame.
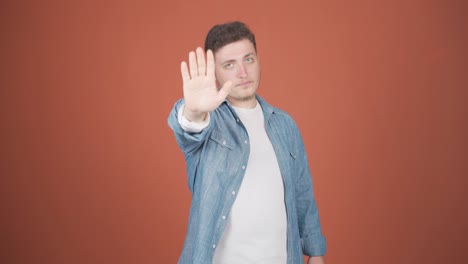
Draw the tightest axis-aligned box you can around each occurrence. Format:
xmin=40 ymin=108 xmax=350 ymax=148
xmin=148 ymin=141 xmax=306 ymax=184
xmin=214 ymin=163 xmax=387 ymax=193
xmin=222 ymin=94 xmax=276 ymax=121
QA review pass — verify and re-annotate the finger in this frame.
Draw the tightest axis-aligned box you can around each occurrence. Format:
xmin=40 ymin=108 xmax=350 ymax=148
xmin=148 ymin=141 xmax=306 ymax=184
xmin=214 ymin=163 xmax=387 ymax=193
xmin=188 ymin=51 xmax=198 ymax=77
xmin=217 ymin=80 xmax=233 ymax=101
xmin=196 ymin=47 xmax=206 ymax=76
xmin=181 ymin=61 xmax=190 ymax=83
xmin=206 ymin=49 xmax=215 ymax=77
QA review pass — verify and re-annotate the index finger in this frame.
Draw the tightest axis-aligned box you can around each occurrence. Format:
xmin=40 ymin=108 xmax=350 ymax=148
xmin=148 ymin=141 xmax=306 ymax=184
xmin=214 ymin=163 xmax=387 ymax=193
xmin=206 ymin=49 xmax=215 ymax=77
xmin=181 ymin=61 xmax=190 ymax=84
xmin=196 ymin=47 xmax=206 ymax=76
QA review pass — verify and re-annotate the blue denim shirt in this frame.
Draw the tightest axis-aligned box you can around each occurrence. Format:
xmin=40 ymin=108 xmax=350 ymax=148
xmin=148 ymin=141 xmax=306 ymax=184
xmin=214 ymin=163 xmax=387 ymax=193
xmin=168 ymin=95 xmax=326 ymax=264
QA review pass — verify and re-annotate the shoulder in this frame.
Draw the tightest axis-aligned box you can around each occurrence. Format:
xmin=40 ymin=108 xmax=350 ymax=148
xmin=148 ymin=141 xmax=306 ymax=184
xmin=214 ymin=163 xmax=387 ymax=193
xmin=259 ymin=97 xmax=299 ymax=129
xmin=272 ymin=107 xmax=294 ymax=121
xmin=272 ymin=108 xmax=302 ymax=140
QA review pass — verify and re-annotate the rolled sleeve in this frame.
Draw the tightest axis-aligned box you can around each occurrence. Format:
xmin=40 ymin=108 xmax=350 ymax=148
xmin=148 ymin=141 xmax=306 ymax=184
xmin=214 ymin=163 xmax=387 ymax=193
xmin=301 ymin=231 xmax=327 ymax=256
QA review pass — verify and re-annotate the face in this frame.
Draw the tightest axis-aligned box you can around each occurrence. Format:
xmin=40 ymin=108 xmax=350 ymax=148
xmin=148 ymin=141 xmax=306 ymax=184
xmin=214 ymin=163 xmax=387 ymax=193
xmin=214 ymin=39 xmax=261 ymax=108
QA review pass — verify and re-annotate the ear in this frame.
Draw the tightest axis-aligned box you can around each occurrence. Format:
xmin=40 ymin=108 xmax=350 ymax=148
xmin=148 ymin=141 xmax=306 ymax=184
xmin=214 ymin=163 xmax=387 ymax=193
xmin=256 ymin=52 xmax=261 ymax=70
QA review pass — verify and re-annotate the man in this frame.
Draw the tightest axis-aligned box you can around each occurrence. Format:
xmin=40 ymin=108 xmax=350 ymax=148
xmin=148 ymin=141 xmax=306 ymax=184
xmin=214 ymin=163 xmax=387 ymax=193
xmin=168 ymin=21 xmax=326 ymax=264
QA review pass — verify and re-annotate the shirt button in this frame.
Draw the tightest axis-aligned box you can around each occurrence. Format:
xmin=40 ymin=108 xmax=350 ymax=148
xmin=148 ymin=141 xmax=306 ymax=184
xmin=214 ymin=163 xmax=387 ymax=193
xmin=222 ymin=140 xmax=226 ymax=145
xmin=236 ymin=119 xmax=240 ymax=122
xmin=244 ymin=140 xmax=248 ymax=144
xmin=232 ymin=190 xmax=236 ymax=195
xmin=242 ymin=165 xmax=245 ymax=170
xmin=222 ymin=215 xmax=226 ymax=220
xmin=212 ymin=244 xmax=216 ymax=249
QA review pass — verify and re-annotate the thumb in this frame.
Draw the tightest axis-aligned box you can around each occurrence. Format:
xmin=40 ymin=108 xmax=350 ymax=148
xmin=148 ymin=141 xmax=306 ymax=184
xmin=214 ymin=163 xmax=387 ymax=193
xmin=217 ymin=80 xmax=233 ymax=101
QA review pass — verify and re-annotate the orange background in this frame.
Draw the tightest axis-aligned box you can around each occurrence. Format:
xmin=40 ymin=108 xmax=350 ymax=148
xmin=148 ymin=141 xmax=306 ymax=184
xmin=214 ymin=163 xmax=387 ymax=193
xmin=1 ymin=0 xmax=467 ymax=263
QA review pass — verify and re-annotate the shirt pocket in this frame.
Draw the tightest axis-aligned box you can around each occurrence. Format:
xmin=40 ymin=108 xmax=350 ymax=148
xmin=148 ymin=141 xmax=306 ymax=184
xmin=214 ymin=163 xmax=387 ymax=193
xmin=208 ymin=130 xmax=234 ymax=151
xmin=206 ymin=131 xmax=240 ymax=188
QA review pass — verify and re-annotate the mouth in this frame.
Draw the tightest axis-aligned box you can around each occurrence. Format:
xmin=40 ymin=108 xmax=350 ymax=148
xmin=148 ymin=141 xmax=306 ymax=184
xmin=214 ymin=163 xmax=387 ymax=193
xmin=236 ymin=81 xmax=253 ymax=87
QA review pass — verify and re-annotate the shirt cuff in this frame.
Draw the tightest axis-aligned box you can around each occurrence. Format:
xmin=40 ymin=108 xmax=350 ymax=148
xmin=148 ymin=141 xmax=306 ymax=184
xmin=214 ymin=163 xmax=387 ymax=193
xmin=302 ymin=233 xmax=327 ymax=256
xmin=177 ymin=104 xmax=210 ymax=133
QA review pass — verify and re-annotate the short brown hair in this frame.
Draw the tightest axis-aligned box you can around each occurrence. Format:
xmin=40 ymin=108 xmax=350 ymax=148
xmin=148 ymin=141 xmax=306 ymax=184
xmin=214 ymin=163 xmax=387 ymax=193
xmin=204 ymin=21 xmax=257 ymax=54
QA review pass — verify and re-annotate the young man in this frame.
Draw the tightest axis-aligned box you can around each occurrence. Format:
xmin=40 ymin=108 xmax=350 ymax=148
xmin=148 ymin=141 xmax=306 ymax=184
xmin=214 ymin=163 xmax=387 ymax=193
xmin=168 ymin=21 xmax=326 ymax=264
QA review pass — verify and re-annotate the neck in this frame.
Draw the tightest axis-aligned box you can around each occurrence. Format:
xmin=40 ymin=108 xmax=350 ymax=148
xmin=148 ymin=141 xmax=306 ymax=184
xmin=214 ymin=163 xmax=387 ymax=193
xmin=228 ymin=96 xmax=257 ymax=109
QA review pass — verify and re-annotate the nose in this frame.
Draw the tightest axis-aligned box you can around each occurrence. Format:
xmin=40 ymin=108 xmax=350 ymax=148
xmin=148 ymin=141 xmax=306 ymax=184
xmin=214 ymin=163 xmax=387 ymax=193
xmin=237 ymin=64 xmax=247 ymax=78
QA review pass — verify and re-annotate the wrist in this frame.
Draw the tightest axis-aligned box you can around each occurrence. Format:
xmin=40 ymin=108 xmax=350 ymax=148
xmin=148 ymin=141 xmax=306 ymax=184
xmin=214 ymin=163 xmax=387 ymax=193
xmin=308 ymin=256 xmax=325 ymax=264
xmin=182 ymin=105 xmax=207 ymax=123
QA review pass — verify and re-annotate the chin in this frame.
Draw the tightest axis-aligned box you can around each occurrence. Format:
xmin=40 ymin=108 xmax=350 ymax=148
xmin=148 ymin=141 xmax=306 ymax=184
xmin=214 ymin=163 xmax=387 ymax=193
xmin=234 ymin=94 xmax=256 ymax=102
xmin=239 ymin=88 xmax=256 ymax=97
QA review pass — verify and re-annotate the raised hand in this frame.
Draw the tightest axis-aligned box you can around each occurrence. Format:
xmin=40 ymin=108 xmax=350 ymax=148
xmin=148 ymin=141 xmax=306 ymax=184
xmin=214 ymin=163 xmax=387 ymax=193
xmin=181 ymin=47 xmax=233 ymax=122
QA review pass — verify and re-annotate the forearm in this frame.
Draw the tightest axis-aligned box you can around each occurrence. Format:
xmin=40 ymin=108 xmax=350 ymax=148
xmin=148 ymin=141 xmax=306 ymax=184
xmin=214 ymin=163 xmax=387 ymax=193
xmin=168 ymin=99 xmax=212 ymax=155
xmin=294 ymin=132 xmax=327 ymax=256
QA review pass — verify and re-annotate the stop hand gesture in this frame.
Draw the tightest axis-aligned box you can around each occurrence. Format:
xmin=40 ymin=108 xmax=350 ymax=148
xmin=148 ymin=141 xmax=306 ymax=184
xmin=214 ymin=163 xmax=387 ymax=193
xmin=181 ymin=48 xmax=233 ymax=122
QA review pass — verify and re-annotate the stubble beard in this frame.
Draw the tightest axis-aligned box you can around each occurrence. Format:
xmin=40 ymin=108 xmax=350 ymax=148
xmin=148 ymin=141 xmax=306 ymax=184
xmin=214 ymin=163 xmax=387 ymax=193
xmin=226 ymin=87 xmax=258 ymax=108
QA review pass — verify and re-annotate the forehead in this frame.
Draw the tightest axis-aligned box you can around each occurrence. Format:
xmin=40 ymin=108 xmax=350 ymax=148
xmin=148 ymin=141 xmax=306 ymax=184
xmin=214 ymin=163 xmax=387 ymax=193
xmin=214 ymin=39 xmax=256 ymax=62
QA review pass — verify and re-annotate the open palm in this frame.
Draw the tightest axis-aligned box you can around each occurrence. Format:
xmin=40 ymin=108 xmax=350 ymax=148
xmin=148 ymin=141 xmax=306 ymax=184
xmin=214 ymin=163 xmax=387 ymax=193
xmin=181 ymin=48 xmax=232 ymax=116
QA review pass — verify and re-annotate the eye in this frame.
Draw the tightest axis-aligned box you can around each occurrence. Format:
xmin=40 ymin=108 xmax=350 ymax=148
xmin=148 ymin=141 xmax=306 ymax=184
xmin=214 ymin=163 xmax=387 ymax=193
xmin=245 ymin=57 xmax=254 ymax=63
xmin=224 ymin=63 xmax=233 ymax=69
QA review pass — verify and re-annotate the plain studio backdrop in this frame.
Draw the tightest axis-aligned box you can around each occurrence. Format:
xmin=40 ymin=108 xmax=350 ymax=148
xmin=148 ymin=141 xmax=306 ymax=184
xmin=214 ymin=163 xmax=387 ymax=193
xmin=1 ymin=0 xmax=467 ymax=263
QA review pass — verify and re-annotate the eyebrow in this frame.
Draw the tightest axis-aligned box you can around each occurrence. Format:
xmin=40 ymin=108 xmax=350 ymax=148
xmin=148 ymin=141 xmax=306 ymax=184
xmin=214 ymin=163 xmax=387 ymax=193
xmin=221 ymin=53 xmax=256 ymax=65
